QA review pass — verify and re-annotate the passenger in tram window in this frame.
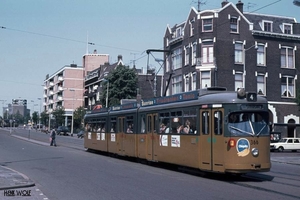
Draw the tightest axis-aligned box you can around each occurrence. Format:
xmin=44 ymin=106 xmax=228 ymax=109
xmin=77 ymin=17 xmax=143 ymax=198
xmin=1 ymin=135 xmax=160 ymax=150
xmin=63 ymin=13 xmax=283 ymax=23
xmin=160 ymin=123 xmax=166 ymax=133
xmin=127 ymin=124 xmax=133 ymax=133
xmin=165 ymin=123 xmax=170 ymax=133
xmin=177 ymin=125 xmax=184 ymax=133
xmin=242 ymin=114 xmax=249 ymax=122
xmin=183 ymin=119 xmax=190 ymax=134
xmin=101 ymin=127 xmax=106 ymax=133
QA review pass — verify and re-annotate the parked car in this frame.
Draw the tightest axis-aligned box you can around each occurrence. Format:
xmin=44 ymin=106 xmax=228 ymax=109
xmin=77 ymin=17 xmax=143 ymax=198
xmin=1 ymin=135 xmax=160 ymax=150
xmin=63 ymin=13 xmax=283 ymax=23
xmin=270 ymin=137 xmax=300 ymax=152
xmin=56 ymin=126 xmax=70 ymax=136
xmin=77 ymin=130 xmax=84 ymax=139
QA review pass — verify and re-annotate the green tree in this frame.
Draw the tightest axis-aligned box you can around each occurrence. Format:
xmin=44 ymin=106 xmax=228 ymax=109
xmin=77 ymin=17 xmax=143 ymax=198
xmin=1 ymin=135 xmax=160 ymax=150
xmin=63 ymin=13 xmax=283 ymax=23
xmin=101 ymin=65 xmax=138 ymax=107
xmin=40 ymin=111 xmax=49 ymax=126
xmin=52 ymin=107 xmax=65 ymax=127
xmin=73 ymin=106 xmax=86 ymax=130
xmin=32 ymin=111 xmax=39 ymax=125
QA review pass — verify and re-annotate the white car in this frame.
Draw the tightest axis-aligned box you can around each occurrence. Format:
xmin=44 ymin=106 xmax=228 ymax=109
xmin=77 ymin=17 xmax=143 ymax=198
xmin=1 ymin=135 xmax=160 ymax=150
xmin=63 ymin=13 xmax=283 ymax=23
xmin=270 ymin=137 xmax=300 ymax=152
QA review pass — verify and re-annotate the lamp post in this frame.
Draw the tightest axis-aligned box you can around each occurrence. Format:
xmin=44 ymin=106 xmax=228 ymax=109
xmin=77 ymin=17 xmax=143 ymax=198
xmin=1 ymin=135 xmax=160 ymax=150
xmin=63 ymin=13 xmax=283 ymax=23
xmin=69 ymin=89 xmax=75 ymax=136
xmin=104 ymin=72 xmax=109 ymax=108
xmin=37 ymin=98 xmax=42 ymax=130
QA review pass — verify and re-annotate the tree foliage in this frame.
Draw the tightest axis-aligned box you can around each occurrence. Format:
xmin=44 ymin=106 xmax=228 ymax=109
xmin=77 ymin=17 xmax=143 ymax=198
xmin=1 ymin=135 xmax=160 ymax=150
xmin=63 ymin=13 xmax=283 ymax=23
xmin=32 ymin=111 xmax=39 ymax=124
xmin=73 ymin=106 xmax=86 ymax=130
xmin=40 ymin=111 xmax=49 ymax=126
xmin=51 ymin=107 xmax=65 ymax=127
xmin=101 ymin=65 xmax=138 ymax=107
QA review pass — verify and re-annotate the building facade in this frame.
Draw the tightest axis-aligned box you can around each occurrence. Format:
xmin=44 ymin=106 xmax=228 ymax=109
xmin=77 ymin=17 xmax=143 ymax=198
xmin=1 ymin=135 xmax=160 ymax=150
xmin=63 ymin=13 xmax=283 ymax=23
xmin=43 ymin=64 xmax=84 ymax=127
xmin=163 ymin=1 xmax=300 ymax=137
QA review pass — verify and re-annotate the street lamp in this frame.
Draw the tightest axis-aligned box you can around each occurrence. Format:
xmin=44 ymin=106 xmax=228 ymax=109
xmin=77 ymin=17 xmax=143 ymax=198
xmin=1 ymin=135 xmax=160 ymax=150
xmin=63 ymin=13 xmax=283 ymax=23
xmin=37 ymin=98 xmax=42 ymax=130
xmin=104 ymin=72 xmax=109 ymax=108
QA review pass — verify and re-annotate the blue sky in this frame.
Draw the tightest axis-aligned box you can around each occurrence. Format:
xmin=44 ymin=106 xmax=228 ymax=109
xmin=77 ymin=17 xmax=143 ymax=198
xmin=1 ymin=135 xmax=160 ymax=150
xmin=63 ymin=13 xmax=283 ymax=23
xmin=0 ymin=0 xmax=299 ymax=114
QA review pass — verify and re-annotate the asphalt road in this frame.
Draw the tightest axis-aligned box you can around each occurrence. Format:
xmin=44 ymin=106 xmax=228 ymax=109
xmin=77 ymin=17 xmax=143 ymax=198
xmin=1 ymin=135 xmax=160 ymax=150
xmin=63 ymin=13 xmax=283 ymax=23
xmin=0 ymin=127 xmax=300 ymax=200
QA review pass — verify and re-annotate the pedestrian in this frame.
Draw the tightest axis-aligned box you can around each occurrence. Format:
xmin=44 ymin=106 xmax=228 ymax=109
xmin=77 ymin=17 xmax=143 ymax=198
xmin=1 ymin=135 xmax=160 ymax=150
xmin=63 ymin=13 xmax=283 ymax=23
xmin=50 ymin=129 xmax=57 ymax=147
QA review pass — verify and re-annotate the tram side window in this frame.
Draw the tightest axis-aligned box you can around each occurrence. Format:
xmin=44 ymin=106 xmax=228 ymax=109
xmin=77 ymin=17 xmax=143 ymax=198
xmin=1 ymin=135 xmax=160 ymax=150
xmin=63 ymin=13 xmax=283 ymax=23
xmin=159 ymin=112 xmax=170 ymax=134
xmin=110 ymin=117 xmax=117 ymax=133
xmin=171 ymin=111 xmax=182 ymax=134
xmin=126 ymin=116 xmax=134 ymax=133
xmin=214 ymin=111 xmax=223 ymax=135
xmin=147 ymin=115 xmax=152 ymax=133
xmin=99 ymin=120 xmax=106 ymax=133
xmin=140 ymin=115 xmax=145 ymax=133
xmin=202 ymin=111 xmax=209 ymax=135
xmin=182 ymin=109 xmax=197 ymax=134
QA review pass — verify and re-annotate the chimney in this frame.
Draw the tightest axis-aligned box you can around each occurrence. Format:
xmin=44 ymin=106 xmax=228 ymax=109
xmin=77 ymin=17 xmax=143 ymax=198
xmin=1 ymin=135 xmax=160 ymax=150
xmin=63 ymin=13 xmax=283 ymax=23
xmin=118 ymin=55 xmax=122 ymax=61
xmin=221 ymin=0 xmax=229 ymax=7
xmin=236 ymin=0 xmax=244 ymax=13
xmin=93 ymin=49 xmax=97 ymax=54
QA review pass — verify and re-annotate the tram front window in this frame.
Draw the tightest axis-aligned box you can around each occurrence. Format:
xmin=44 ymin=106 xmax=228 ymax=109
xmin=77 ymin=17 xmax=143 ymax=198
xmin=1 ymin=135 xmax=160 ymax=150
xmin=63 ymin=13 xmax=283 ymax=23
xmin=228 ymin=112 xmax=269 ymax=136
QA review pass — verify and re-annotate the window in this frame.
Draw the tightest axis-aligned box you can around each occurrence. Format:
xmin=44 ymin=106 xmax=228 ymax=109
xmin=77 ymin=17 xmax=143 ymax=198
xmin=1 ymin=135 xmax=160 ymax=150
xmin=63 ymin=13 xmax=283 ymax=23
xmin=202 ymin=18 xmax=213 ymax=32
xmin=235 ymin=73 xmax=243 ymax=91
xmin=263 ymin=21 xmax=273 ymax=32
xmin=281 ymin=76 xmax=295 ymax=98
xmin=192 ymin=43 xmax=197 ymax=65
xmin=126 ymin=116 xmax=134 ymax=133
xmin=171 ymin=48 xmax=182 ymax=70
xmin=202 ymin=111 xmax=209 ymax=135
xmin=192 ymin=73 xmax=197 ymax=90
xmin=200 ymin=71 xmax=210 ymax=89
xmin=214 ymin=111 xmax=223 ymax=135
xmin=202 ymin=42 xmax=214 ymax=64
xmin=172 ymin=75 xmax=182 ymax=94
xmin=166 ymin=57 xmax=170 ymax=72
xmin=230 ymin=16 xmax=238 ymax=33
xmin=140 ymin=114 xmax=145 ymax=133
xmin=283 ymin=24 xmax=292 ymax=34
xmin=257 ymin=74 xmax=266 ymax=95
xmin=190 ymin=21 xmax=194 ymax=36
xmin=281 ymin=47 xmax=294 ymax=68
xmin=185 ymin=46 xmax=190 ymax=65
xmin=235 ymin=43 xmax=243 ymax=63
xmin=185 ymin=74 xmax=189 ymax=92
xmin=257 ymin=44 xmax=266 ymax=66
xmin=176 ymin=27 xmax=182 ymax=37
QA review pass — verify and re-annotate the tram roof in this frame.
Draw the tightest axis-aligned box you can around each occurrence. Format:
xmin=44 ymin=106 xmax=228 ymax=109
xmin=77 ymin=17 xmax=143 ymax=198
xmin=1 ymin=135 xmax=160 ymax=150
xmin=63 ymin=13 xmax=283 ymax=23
xmin=85 ymin=87 xmax=268 ymax=118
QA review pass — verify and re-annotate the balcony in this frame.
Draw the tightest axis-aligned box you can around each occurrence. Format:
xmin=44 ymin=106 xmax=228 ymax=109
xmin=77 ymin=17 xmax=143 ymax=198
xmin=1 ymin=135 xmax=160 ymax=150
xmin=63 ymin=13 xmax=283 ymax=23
xmin=57 ymin=96 xmax=63 ymax=101
xmin=49 ymin=82 xmax=54 ymax=86
xmin=49 ymin=91 xmax=54 ymax=95
xmin=49 ymin=99 xmax=54 ymax=104
xmin=58 ymin=86 xmax=63 ymax=91
xmin=58 ymin=76 xmax=64 ymax=81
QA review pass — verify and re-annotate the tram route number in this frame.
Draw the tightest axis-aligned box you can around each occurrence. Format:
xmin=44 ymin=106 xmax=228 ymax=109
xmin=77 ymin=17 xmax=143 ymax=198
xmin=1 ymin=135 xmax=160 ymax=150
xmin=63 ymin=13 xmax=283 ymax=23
xmin=250 ymin=140 xmax=259 ymax=145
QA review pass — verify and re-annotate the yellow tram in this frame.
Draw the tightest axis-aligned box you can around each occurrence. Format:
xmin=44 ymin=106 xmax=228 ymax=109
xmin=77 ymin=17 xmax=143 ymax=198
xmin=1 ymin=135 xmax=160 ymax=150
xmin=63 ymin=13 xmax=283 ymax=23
xmin=84 ymin=88 xmax=271 ymax=174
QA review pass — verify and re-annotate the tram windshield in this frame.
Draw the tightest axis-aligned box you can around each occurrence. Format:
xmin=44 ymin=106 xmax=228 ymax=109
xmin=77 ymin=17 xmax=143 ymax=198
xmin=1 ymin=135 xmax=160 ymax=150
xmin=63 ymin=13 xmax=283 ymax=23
xmin=227 ymin=112 xmax=269 ymax=136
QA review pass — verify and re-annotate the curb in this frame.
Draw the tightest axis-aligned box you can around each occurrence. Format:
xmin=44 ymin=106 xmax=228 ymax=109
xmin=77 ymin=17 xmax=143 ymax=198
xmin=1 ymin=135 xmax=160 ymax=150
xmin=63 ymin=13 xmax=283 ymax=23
xmin=0 ymin=166 xmax=35 ymax=191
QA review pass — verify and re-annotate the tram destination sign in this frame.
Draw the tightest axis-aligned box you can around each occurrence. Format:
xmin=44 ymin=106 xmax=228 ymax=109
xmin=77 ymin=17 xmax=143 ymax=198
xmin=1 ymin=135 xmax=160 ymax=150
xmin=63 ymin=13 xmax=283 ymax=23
xmin=141 ymin=91 xmax=198 ymax=107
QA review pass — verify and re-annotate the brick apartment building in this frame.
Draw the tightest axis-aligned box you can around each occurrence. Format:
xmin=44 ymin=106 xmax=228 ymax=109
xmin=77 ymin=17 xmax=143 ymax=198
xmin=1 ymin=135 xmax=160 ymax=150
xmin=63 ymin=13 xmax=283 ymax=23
xmin=163 ymin=1 xmax=300 ymax=137
xmin=43 ymin=50 xmax=109 ymax=127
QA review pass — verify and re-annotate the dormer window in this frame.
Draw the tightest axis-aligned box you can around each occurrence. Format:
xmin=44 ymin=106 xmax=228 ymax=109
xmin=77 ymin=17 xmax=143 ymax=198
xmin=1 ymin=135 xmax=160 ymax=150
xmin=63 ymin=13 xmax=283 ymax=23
xmin=263 ymin=21 xmax=273 ymax=32
xmin=176 ymin=27 xmax=182 ymax=37
xmin=230 ymin=16 xmax=238 ymax=33
xmin=283 ymin=23 xmax=292 ymax=34
xmin=202 ymin=18 xmax=213 ymax=32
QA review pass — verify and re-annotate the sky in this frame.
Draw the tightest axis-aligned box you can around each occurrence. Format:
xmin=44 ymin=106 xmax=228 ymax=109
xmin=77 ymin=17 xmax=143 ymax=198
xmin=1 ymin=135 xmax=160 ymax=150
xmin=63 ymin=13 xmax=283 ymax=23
xmin=0 ymin=0 xmax=299 ymax=114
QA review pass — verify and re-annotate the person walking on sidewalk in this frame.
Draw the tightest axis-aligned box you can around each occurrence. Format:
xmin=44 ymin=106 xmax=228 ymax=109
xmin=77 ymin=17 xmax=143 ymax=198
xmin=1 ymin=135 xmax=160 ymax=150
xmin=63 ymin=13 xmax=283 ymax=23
xmin=50 ymin=129 xmax=57 ymax=147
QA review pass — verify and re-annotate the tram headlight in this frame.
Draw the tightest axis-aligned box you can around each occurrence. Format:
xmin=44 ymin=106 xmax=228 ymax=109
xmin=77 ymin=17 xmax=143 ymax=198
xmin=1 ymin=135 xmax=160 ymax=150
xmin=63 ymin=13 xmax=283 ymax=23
xmin=251 ymin=148 xmax=259 ymax=157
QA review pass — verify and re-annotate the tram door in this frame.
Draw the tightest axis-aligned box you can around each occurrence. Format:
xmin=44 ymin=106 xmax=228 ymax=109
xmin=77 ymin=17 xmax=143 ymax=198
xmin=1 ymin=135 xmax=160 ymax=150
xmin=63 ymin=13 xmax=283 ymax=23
xmin=199 ymin=108 xmax=224 ymax=172
xmin=118 ymin=117 xmax=125 ymax=154
xmin=146 ymin=113 xmax=158 ymax=161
